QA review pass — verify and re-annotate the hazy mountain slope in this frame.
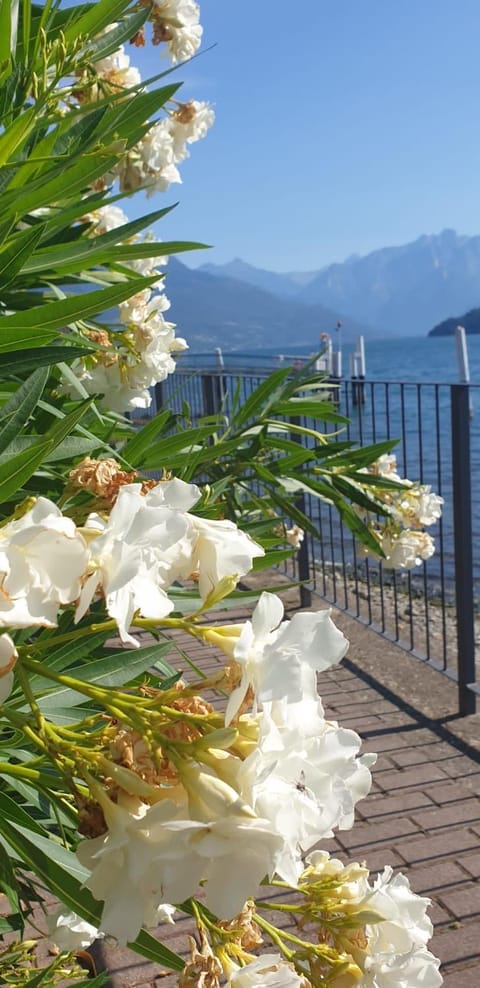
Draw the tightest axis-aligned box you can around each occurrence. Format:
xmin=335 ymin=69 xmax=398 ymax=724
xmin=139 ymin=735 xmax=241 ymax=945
xmin=429 ymin=307 xmax=480 ymax=336
xmin=166 ymin=257 xmax=374 ymax=350
xmin=297 ymin=229 xmax=480 ymax=335
xmin=199 ymin=258 xmax=305 ymax=298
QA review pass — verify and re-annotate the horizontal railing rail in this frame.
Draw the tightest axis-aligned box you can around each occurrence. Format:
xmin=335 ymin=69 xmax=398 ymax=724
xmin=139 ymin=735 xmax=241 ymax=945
xmin=153 ymin=366 xmax=480 ymax=715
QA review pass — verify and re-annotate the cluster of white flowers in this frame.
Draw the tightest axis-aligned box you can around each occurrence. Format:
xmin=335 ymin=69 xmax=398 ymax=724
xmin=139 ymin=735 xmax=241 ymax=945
xmin=116 ymin=100 xmax=214 ymax=197
xmin=148 ymin=0 xmax=203 ymax=63
xmin=70 ymin=591 xmax=373 ymax=944
xmin=358 ymin=454 xmax=443 ymax=570
xmin=63 ymin=221 xmax=187 ymax=411
xmin=77 ymin=478 xmax=265 ymax=645
xmin=300 ymin=851 xmax=443 ymax=987
xmin=90 ymin=42 xmax=141 ymax=98
xmin=0 ymin=480 xmax=264 ymax=655
xmin=226 ymin=955 xmax=309 ymax=988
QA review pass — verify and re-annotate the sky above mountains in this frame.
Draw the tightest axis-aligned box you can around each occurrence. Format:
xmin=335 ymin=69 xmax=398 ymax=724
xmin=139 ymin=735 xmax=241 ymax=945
xmin=127 ymin=1 xmax=480 ymax=271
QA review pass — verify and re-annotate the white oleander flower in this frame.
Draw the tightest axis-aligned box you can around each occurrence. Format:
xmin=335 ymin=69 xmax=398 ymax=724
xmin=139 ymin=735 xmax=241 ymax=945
xmin=362 ymin=945 xmax=443 ymax=987
xmin=76 ymin=482 xmax=196 ymax=645
xmin=363 ymin=868 xmax=443 ymax=987
xmin=240 ymin=701 xmax=374 ymax=883
xmin=78 ymin=785 xmax=282 ymax=941
xmin=285 ymin=524 xmax=304 ymax=548
xmin=394 ymin=484 xmax=443 ymax=529
xmin=227 ymin=954 xmax=308 ymax=988
xmin=301 ymin=854 xmax=442 ymax=988
xmin=0 ymin=634 xmax=17 ymax=703
xmin=303 ymin=849 xmax=370 ymax=901
xmin=185 ymin=515 xmax=265 ymax=601
xmin=94 ymin=47 xmax=142 ymax=92
xmin=370 ymin=454 xmax=402 ymax=480
xmin=48 ymin=909 xmax=100 ymax=953
xmin=64 ymin=299 xmax=187 ymax=412
xmin=150 ymin=0 xmax=203 ymax=63
xmin=0 ymin=499 xmax=88 ymax=629
xmin=170 ymin=101 xmax=216 ymax=161
xmin=116 ymin=102 xmax=214 ymax=196
xmin=87 ymin=204 xmax=129 ymax=235
xmin=379 ymin=528 xmax=435 ymax=569
xmin=225 ymin=592 xmax=349 ymax=724
xmin=117 ymin=119 xmax=180 ymax=195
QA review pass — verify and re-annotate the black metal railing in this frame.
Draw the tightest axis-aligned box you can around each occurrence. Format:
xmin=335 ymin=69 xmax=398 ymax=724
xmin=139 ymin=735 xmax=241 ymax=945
xmin=154 ymin=363 xmax=479 ymax=715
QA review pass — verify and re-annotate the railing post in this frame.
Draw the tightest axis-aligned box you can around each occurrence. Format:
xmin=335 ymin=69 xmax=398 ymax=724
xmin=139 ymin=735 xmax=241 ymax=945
xmin=451 ymin=384 xmax=476 ymax=715
xmin=202 ymin=373 xmax=224 ymax=416
xmin=154 ymin=380 xmax=164 ymax=414
xmin=291 ymin=416 xmax=312 ymax=609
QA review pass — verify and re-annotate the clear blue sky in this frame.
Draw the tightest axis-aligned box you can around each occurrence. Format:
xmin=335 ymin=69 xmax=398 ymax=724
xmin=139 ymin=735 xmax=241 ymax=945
xmin=124 ymin=1 xmax=480 ymax=271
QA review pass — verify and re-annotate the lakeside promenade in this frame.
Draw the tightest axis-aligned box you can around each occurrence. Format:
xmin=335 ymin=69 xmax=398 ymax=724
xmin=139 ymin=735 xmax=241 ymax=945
xmin=14 ymin=581 xmax=480 ymax=986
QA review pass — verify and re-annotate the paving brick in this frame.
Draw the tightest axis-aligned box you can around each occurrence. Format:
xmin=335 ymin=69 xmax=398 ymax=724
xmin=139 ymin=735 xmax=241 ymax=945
xmin=433 ymin=920 xmax=480 ymax=967
xmin=359 ymin=732 xmax=408 ymax=752
xmin=439 ymin=884 xmax=480 ymax=921
xmin=459 ymin=853 xmax=480 ymax=879
xmin=425 ymin=782 xmax=477 ymax=804
xmin=378 ymin=763 xmax=450 ymax=791
xmin=332 ymin=714 xmax=383 ymax=732
xmin=337 ymin=816 xmax=421 ymax=852
xmin=436 ymin=755 xmax=480 ymax=780
xmin=428 ymin=900 xmax=455 ymax=926
xmin=377 ymin=711 xmax=416 ymax=727
xmin=390 ymin=747 xmax=432 ymax=767
xmin=411 ymin=799 xmax=480 ymax=831
xmin=407 ymin=860 xmax=470 ymax=895
xmin=398 ymin=828 xmax=479 ymax=865
xmin=442 ymin=967 xmax=480 ymax=987
xmin=366 ymin=754 xmax=397 ymax=773
xmin=359 ymin=847 xmax=406 ymax=874
xmin=359 ymin=790 xmax=435 ymax=819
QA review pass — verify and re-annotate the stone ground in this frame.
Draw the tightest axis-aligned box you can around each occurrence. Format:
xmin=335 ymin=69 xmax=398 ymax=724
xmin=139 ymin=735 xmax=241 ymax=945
xmin=10 ymin=578 xmax=480 ymax=986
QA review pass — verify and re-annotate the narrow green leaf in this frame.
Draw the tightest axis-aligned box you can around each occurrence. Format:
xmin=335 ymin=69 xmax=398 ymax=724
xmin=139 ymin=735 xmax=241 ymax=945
xmin=271 ymin=398 xmax=350 ymax=424
xmin=232 ymin=366 xmax=293 ymax=429
xmin=323 ymin=438 xmax=399 ymax=469
xmin=0 ymin=366 xmax=49 ymax=454
xmin=0 ymin=840 xmax=21 ymax=918
xmin=42 ymin=397 xmax=95 ymax=448
xmin=37 ymin=642 xmax=176 ymax=710
xmin=0 ymin=277 xmax=157 ymax=349
xmin=0 ymin=105 xmax=36 ymax=166
xmin=0 ymin=345 xmax=93 ymax=376
xmin=121 ymin=409 xmax=176 ymax=465
xmin=75 ymin=7 xmax=150 ymax=63
xmin=63 ymin=0 xmax=142 ymax=45
xmin=92 ymin=204 xmax=177 ymax=247
xmin=0 ymin=439 xmax=53 ymax=502
xmin=0 ymin=790 xmax=45 ymax=836
xmin=0 ymin=223 xmax=44 ymax=288
xmin=22 ymin=238 xmax=208 ymax=277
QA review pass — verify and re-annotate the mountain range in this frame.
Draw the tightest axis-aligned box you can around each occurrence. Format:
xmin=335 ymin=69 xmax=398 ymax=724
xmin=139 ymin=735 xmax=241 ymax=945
xmin=165 ymin=257 xmax=372 ymax=351
xmin=164 ymin=229 xmax=480 ymax=350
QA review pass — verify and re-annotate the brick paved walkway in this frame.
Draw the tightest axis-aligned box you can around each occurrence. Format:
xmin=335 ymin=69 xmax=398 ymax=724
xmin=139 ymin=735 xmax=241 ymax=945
xmin=9 ymin=594 xmax=480 ymax=986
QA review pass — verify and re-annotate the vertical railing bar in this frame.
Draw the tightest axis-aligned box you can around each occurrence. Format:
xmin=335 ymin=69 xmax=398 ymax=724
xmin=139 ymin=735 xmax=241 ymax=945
xmin=434 ymin=385 xmax=448 ymax=671
xmin=328 ymin=504 xmax=337 ymax=603
xmin=291 ymin=414 xmax=312 ymax=609
xmin=451 ymin=383 xmax=476 ymax=715
xmin=365 ymin=557 xmax=372 ymax=625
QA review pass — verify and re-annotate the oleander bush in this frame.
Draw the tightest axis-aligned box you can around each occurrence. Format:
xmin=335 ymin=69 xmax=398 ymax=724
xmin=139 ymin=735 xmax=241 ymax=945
xmin=0 ymin=3 xmax=443 ymax=985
